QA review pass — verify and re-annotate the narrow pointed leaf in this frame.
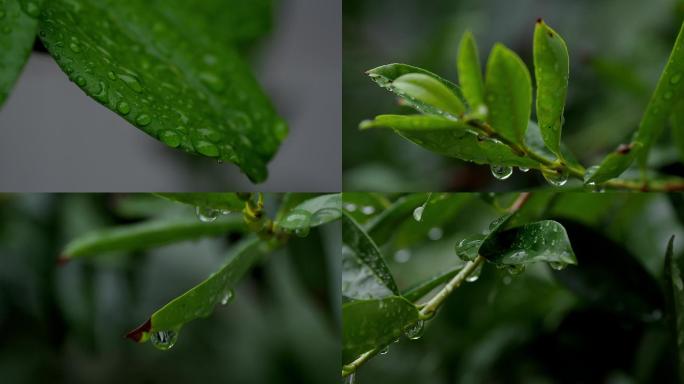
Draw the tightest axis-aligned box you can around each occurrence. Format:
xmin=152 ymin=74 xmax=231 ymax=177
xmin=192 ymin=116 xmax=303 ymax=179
xmin=392 ymin=73 xmax=465 ymax=116
xmin=636 ymin=20 xmax=684 ymax=168
xmin=485 ymin=43 xmax=532 ymax=145
xmin=155 ymin=193 xmax=245 ymax=211
xmin=38 ymin=0 xmax=286 ymax=182
xmin=367 ymin=63 xmax=466 ymax=104
xmin=126 ymin=236 xmax=269 ymax=343
xmin=402 ymin=265 xmax=463 ymax=303
xmin=457 ymin=30 xmax=485 ymax=109
xmin=583 ymin=142 xmax=643 ymax=185
xmin=0 ymin=0 xmax=41 ymax=108
xmin=62 ymin=216 xmax=245 ymax=260
xmin=276 ymin=193 xmax=342 ymax=230
xmin=663 ymin=236 xmax=684 ymax=381
xmin=360 ymin=114 xmax=538 ymax=168
xmin=342 ymin=212 xmax=399 ymax=296
xmin=479 ymin=220 xmax=577 ymax=266
xmin=342 ymin=296 xmax=420 ymax=363
xmin=534 ymin=20 xmax=569 ymax=157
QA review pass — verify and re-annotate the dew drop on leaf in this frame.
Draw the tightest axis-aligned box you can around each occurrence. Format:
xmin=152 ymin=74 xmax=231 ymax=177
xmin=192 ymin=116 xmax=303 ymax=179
xmin=490 ymin=165 xmax=513 ymax=180
xmin=136 ymin=114 xmax=152 ymax=127
xmin=220 ymin=289 xmax=234 ymax=305
xmin=412 ymin=206 xmax=424 ymax=222
xmin=160 ymin=131 xmax=182 ymax=148
xmin=284 ymin=209 xmax=312 ymax=230
xmin=195 ymin=141 xmax=220 ymax=157
xmin=404 ymin=320 xmax=425 ymax=340
xmin=150 ymin=330 xmax=178 ymax=351
xmin=196 ymin=206 xmax=219 ymax=223
xmin=466 ymin=263 xmax=482 ymax=283
xmin=379 ymin=346 xmax=389 ymax=355
xmin=117 ymin=101 xmax=131 ymax=115
xmin=361 ymin=206 xmax=375 ymax=215
xmin=549 ymin=261 xmax=567 ymax=271
xmin=670 ymin=73 xmax=682 ymax=85
xmin=310 ymin=208 xmax=341 ymax=227
xmin=344 ymin=373 xmax=356 ymax=384
xmin=344 ymin=203 xmax=357 ymax=212
xmin=294 ymin=226 xmax=310 ymax=238
xmin=506 ymin=264 xmax=526 ymax=275
xmin=541 ymin=167 xmax=569 ymax=187
xmin=518 ymin=167 xmax=530 ymax=173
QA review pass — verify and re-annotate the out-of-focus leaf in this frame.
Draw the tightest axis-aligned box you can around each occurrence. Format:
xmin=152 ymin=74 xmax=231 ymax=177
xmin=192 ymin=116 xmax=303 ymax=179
xmin=392 ymin=73 xmax=465 ymax=116
xmin=533 ymin=20 xmax=569 ymax=157
xmin=663 ymin=236 xmax=684 ymax=381
xmin=274 ymin=193 xmax=317 ymax=223
xmin=155 ymin=193 xmax=245 ymax=211
xmin=276 ymin=194 xmax=342 ymax=230
xmin=342 ymin=296 xmax=419 ymax=364
xmin=342 ymin=192 xmax=392 ymax=225
xmin=360 ymin=114 xmax=538 ymax=168
xmin=364 ymin=194 xmax=431 ymax=246
xmin=38 ymin=0 xmax=286 ymax=182
xmin=0 ymin=0 xmax=41 ymax=108
xmin=126 ymin=236 xmax=269 ymax=343
xmin=457 ymin=31 xmax=485 ymax=109
xmin=636 ymin=20 xmax=684 ymax=168
xmin=402 ymin=265 xmax=463 ymax=302
xmin=583 ymin=142 xmax=643 ymax=185
xmin=61 ymin=216 xmax=245 ymax=260
xmin=485 ymin=43 xmax=532 ymax=145
xmin=671 ymin=99 xmax=684 ymax=163
xmin=342 ymin=213 xmax=399 ymax=296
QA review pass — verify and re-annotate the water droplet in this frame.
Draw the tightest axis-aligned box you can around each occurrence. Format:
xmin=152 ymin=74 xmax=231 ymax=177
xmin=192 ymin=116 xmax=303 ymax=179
xmin=394 ymin=249 xmax=411 ymax=263
xmin=404 ymin=320 xmax=425 ymax=340
xmin=344 ymin=373 xmax=356 ymax=384
xmin=117 ymin=101 xmax=131 ymax=115
xmin=670 ymin=73 xmax=682 ymax=85
xmin=361 ymin=206 xmax=376 ymax=215
xmin=199 ymin=72 xmax=225 ymax=93
xmin=220 ymin=289 xmax=234 ymax=305
xmin=107 ymin=71 xmax=117 ymax=81
xmin=75 ymin=76 xmax=87 ymax=87
xmin=310 ymin=208 xmax=341 ymax=227
xmin=542 ymin=167 xmax=569 ymax=187
xmin=455 ymin=236 xmax=484 ymax=262
xmin=518 ymin=167 xmax=530 ymax=173
xmin=466 ymin=263 xmax=482 ymax=282
xmin=428 ymin=227 xmax=443 ymax=240
xmin=664 ymin=91 xmax=674 ymax=100
xmin=69 ymin=42 xmax=81 ymax=53
xmin=196 ymin=141 xmax=219 ymax=157
xmin=150 ymin=330 xmax=178 ymax=351
xmin=506 ymin=264 xmax=526 ymax=275
xmin=136 ymin=114 xmax=152 ymax=127
xmin=379 ymin=346 xmax=389 ymax=355
xmin=284 ymin=209 xmax=312 ymax=233
xmin=344 ymin=203 xmax=357 ymax=212
xmin=117 ymin=73 xmax=144 ymax=93
xmin=413 ymin=206 xmax=424 ymax=222
xmin=196 ymin=206 xmax=219 ymax=222
xmin=294 ymin=226 xmax=310 ymax=237
xmin=160 ymin=131 xmax=181 ymax=148
xmin=22 ymin=2 xmax=40 ymax=18
xmin=490 ymin=165 xmax=513 ymax=180
xmin=549 ymin=261 xmax=567 ymax=271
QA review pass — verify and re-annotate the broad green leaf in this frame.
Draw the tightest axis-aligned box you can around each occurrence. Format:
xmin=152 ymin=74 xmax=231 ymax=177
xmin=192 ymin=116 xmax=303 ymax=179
xmin=276 ymin=193 xmax=342 ymax=230
xmin=392 ymin=73 xmax=465 ymax=116
xmin=672 ymin=99 xmax=684 ymax=163
xmin=342 ymin=296 xmax=419 ymax=363
xmin=360 ymin=114 xmax=538 ymax=168
xmin=0 ymin=0 xmax=41 ymax=107
xmin=155 ymin=193 xmax=246 ymax=211
xmin=126 ymin=236 xmax=269 ymax=343
xmin=342 ymin=244 xmax=394 ymax=300
xmin=636 ymin=20 xmax=684 ymax=168
xmin=366 ymin=63 xmax=466 ymax=104
xmin=38 ymin=0 xmax=287 ymax=182
xmin=454 ymin=213 xmax=513 ymax=262
xmin=485 ymin=43 xmax=532 ymax=145
xmin=62 ymin=216 xmax=245 ymax=259
xmin=533 ymin=20 xmax=569 ymax=157
xmin=479 ymin=220 xmax=577 ymax=267
xmin=274 ymin=193 xmax=317 ymax=223
xmin=402 ymin=265 xmax=463 ymax=303
xmin=583 ymin=142 xmax=643 ymax=185
xmin=342 ymin=212 xmax=399 ymax=296
xmin=457 ymin=30 xmax=485 ymax=110
xmin=663 ymin=236 xmax=684 ymax=380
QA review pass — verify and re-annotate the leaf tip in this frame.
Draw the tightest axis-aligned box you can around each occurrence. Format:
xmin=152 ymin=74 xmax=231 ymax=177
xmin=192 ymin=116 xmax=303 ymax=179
xmin=536 ymin=17 xmax=543 ymax=24
xmin=56 ymin=255 xmax=70 ymax=267
xmin=125 ymin=318 xmax=152 ymax=343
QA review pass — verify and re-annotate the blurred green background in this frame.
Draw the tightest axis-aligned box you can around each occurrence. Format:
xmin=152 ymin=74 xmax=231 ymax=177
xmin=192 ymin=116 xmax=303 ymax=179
xmin=344 ymin=192 xmax=684 ymax=383
xmin=0 ymin=194 xmax=339 ymax=384
xmin=343 ymin=0 xmax=684 ymax=191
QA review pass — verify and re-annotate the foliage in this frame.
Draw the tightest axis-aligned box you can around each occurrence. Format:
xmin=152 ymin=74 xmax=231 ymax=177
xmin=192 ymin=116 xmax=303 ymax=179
xmin=0 ymin=0 xmax=285 ymax=183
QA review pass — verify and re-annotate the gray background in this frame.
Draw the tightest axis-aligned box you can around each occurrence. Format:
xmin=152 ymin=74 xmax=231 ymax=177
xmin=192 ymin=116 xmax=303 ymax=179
xmin=0 ymin=0 xmax=341 ymax=192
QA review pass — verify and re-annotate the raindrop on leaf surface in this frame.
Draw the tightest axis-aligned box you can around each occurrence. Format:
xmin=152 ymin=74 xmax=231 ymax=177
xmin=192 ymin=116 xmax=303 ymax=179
xmin=490 ymin=165 xmax=513 ymax=180
xmin=196 ymin=206 xmax=219 ymax=223
xmin=542 ymin=167 xmax=569 ymax=187
xmin=466 ymin=263 xmax=482 ymax=282
xmin=404 ymin=320 xmax=425 ymax=340
xmin=549 ymin=261 xmax=567 ymax=271
xmin=220 ymin=289 xmax=234 ymax=305
xmin=379 ymin=346 xmax=389 ymax=355
xmin=150 ymin=330 xmax=178 ymax=351
xmin=412 ymin=206 xmax=424 ymax=222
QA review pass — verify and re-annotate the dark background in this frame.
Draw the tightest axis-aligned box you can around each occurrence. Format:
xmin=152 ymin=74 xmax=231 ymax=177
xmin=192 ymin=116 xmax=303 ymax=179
xmin=343 ymin=0 xmax=684 ymax=191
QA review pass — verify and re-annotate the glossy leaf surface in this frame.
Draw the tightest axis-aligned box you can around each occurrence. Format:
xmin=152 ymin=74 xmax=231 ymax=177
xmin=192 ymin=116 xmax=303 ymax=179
xmin=0 ymin=0 xmax=40 ymax=107
xmin=583 ymin=142 xmax=642 ymax=185
xmin=457 ymin=31 xmax=485 ymax=109
xmin=276 ymin=193 xmax=342 ymax=230
xmin=392 ymin=73 xmax=465 ymax=116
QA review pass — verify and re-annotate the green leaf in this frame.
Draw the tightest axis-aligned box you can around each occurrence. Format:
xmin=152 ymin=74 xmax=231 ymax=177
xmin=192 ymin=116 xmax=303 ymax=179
xmin=126 ymin=236 xmax=269 ymax=343
xmin=636 ymin=20 xmax=684 ymax=168
xmin=342 ymin=296 xmax=420 ymax=363
xmin=38 ymin=0 xmax=287 ymax=182
xmin=479 ymin=220 xmax=577 ymax=267
xmin=583 ymin=142 xmax=643 ymax=185
xmin=342 ymin=244 xmax=395 ymax=300
xmin=663 ymin=236 xmax=684 ymax=381
xmin=533 ymin=20 xmax=569 ymax=157
xmin=366 ymin=63 xmax=466 ymax=104
xmin=485 ymin=43 xmax=532 ymax=145
xmin=392 ymin=73 xmax=465 ymax=116
xmin=457 ymin=30 xmax=485 ymax=110
xmin=62 ymin=216 xmax=245 ymax=260
xmin=154 ymin=193 xmax=246 ymax=211
xmin=672 ymin=99 xmax=684 ymax=163
xmin=360 ymin=114 xmax=538 ymax=168
xmin=402 ymin=265 xmax=463 ymax=303
xmin=342 ymin=212 xmax=399 ymax=296
xmin=0 ymin=0 xmax=41 ymax=108
xmin=276 ymin=193 xmax=342 ymax=230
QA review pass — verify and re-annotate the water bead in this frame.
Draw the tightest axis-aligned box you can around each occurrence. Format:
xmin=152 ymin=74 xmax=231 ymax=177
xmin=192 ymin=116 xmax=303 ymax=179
xmin=490 ymin=165 xmax=513 ymax=180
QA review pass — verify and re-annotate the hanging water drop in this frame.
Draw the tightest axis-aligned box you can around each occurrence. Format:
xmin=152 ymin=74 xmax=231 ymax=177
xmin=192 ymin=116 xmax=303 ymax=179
xmin=549 ymin=262 xmax=567 ymax=271
xmin=310 ymin=208 xmax=342 ymax=227
xmin=196 ymin=206 xmax=219 ymax=222
xmin=506 ymin=264 xmax=526 ymax=275
xmin=220 ymin=289 xmax=234 ymax=305
xmin=412 ymin=206 xmax=424 ymax=222
xmin=490 ymin=165 xmax=513 ymax=180
xmin=284 ymin=209 xmax=312 ymax=230
xmin=160 ymin=131 xmax=181 ymax=148
xmin=518 ymin=167 xmax=530 ymax=173
xmin=345 ymin=372 xmax=356 ymax=384
xmin=404 ymin=320 xmax=425 ymax=340
xmin=542 ymin=167 xmax=569 ymax=187
xmin=117 ymin=101 xmax=131 ymax=115
xmin=466 ymin=263 xmax=482 ymax=283
xmin=150 ymin=330 xmax=178 ymax=351
xmin=195 ymin=141 xmax=220 ymax=157
xmin=379 ymin=346 xmax=389 ymax=355
xmin=294 ymin=226 xmax=310 ymax=238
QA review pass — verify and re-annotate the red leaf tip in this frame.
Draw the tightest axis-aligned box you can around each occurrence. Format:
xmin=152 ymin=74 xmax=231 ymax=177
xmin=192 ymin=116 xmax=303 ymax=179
xmin=536 ymin=17 xmax=543 ymax=24
xmin=125 ymin=318 xmax=152 ymax=342
xmin=57 ymin=255 xmax=70 ymax=267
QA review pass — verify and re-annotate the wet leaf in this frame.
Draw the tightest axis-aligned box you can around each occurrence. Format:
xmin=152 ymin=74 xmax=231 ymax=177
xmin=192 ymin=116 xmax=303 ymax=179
xmin=154 ymin=193 xmax=246 ymax=211
xmin=663 ymin=236 xmax=684 ymax=380
xmin=479 ymin=220 xmax=577 ymax=267
xmin=342 ymin=296 xmax=419 ymax=364
xmin=583 ymin=142 xmax=643 ymax=185
xmin=364 ymin=193 xmax=431 ymax=245
xmin=38 ymin=0 xmax=286 ymax=182
xmin=366 ymin=63 xmax=466 ymax=104
xmin=0 ymin=0 xmax=41 ymax=108
xmin=360 ymin=114 xmax=538 ymax=168
xmin=533 ymin=20 xmax=569 ymax=157
xmin=62 ymin=216 xmax=245 ymax=260
xmin=636 ymin=20 xmax=684 ymax=168
xmin=671 ymin=99 xmax=684 ymax=163
xmin=276 ymin=193 xmax=342 ymax=230
xmin=392 ymin=73 xmax=465 ymax=116
xmin=126 ymin=236 xmax=269 ymax=343
xmin=457 ymin=30 xmax=485 ymax=110
xmin=485 ymin=43 xmax=532 ymax=145
xmin=342 ymin=212 xmax=399 ymax=296
xmin=342 ymin=244 xmax=395 ymax=300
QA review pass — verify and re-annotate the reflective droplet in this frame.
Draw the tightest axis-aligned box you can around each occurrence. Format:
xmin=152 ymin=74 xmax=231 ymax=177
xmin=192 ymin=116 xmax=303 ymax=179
xmin=379 ymin=346 xmax=389 ymax=355
xmin=22 ymin=2 xmax=40 ymax=18
xmin=117 ymin=73 xmax=144 ymax=93
xmin=428 ymin=227 xmax=443 ymax=241
xmin=393 ymin=249 xmax=411 ymax=263
xmin=75 ymin=76 xmax=87 ymax=87
xmin=361 ymin=206 xmax=375 ymax=215
xmin=344 ymin=373 xmax=356 ymax=384
xmin=136 ymin=114 xmax=152 ymax=127
xmin=284 ymin=209 xmax=312 ymax=234
xmin=466 ymin=263 xmax=482 ymax=282
xmin=220 ymin=289 xmax=234 ymax=305
xmin=455 ymin=236 xmax=484 ymax=262
xmin=413 ymin=206 xmax=424 ymax=222
xmin=490 ymin=165 xmax=513 ymax=180
xmin=506 ymin=264 xmax=526 ymax=275
xmin=542 ymin=167 xmax=569 ymax=187
xmin=344 ymin=203 xmax=357 ymax=212
xmin=404 ymin=320 xmax=425 ymax=340
xmin=196 ymin=141 xmax=220 ymax=158
xmin=549 ymin=262 xmax=567 ymax=271
xmin=310 ymin=208 xmax=341 ymax=227
xmin=196 ymin=206 xmax=219 ymax=222
xmin=671 ymin=73 xmax=682 ymax=85
xmin=160 ymin=131 xmax=181 ymax=148
xmin=294 ymin=226 xmax=310 ymax=238
xmin=117 ymin=101 xmax=131 ymax=115
xmin=518 ymin=167 xmax=530 ymax=173
xmin=150 ymin=330 xmax=178 ymax=351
